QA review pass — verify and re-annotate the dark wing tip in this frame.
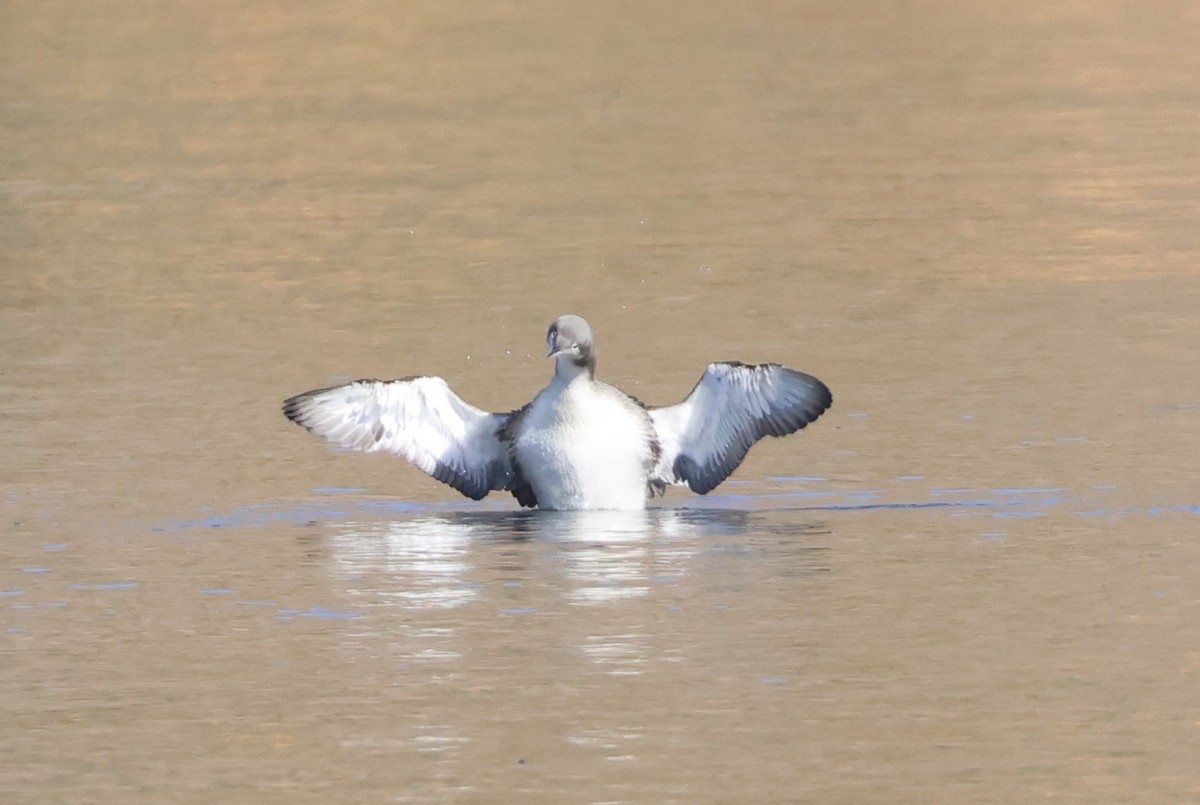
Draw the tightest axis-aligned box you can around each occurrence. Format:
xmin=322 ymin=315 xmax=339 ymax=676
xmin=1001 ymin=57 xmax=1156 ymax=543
xmin=508 ymin=483 xmax=539 ymax=508
xmin=499 ymin=405 xmax=539 ymax=509
xmin=505 ymin=459 xmax=538 ymax=508
xmin=281 ymin=377 xmax=425 ymax=422
xmin=756 ymin=366 xmax=832 ymax=438
xmin=431 ymin=462 xmax=493 ymax=501
xmin=674 ymin=453 xmax=725 ymax=495
xmin=282 ymin=391 xmax=319 ymax=428
xmin=281 ymin=381 xmax=354 ymax=423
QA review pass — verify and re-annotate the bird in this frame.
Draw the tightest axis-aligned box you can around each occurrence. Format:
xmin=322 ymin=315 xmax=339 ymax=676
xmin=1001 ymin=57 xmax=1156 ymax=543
xmin=283 ymin=314 xmax=832 ymax=511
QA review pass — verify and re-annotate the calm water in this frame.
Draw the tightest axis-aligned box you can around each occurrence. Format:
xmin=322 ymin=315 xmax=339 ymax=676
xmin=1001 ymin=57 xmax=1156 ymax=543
xmin=4 ymin=1 xmax=1200 ymax=802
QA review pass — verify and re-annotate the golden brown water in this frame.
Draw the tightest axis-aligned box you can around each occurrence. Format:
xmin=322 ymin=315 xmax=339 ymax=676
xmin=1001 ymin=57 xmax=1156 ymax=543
xmin=4 ymin=1 xmax=1200 ymax=802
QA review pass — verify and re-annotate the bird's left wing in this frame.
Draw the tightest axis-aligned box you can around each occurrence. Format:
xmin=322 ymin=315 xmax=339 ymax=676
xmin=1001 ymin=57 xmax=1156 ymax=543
xmin=283 ymin=377 xmax=513 ymax=500
xmin=648 ymin=362 xmax=832 ymax=495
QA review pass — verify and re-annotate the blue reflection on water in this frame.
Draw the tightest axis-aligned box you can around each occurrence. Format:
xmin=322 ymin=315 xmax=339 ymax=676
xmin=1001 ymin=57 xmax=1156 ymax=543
xmin=276 ymin=607 xmax=364 ymax=621
xmin=149 ymin=480 xmax=1197 ymax=538
xmin=69 ymin=582 xmax=137 ymax=591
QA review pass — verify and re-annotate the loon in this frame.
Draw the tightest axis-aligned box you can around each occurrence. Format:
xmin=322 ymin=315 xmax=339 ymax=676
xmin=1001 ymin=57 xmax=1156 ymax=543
xmin=283 ymin=315 xmax=832 ymax=511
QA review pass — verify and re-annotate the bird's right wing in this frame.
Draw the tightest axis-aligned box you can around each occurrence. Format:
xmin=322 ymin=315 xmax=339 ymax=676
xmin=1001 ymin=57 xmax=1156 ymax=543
xmin=283 ymin=377 xmax=513 ymax=500
xmin=649 ymin=362 xmax=832 ymax=494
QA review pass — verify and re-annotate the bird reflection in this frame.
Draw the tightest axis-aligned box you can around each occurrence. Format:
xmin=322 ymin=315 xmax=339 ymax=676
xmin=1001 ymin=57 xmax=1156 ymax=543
xmin=328 ymin=509 xmax=829 ymax=609
xmin=325 ymin=507 xmax=828 ymax=685
xmin=326 ymin=508 xmax=777 ymax=610
xmin=330 ymin=515 xmax=479 ymax=609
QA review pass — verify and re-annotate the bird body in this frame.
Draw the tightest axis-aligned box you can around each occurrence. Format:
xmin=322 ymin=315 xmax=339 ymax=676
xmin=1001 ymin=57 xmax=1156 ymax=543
xmin=284 ymin=315 xmax=832 ymax=511
xmin=509 ymin=372 xmax=660 ymax=510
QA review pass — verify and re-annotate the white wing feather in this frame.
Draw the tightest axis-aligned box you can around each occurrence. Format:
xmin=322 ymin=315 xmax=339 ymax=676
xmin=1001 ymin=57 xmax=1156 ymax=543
xmin=283 ymin=377 xmax=512 ymax=500
xmin=649 ymin=362 xmax=832 ymax=494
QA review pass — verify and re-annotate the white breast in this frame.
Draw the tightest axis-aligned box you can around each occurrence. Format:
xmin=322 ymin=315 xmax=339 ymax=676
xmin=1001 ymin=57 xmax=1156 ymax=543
xmin=513 ymin=380 xmax=655 ymax=511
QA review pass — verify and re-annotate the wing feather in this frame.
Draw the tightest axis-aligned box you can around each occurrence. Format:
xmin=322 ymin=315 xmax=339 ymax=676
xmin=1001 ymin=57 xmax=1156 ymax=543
xmin=649 ymin=362 xmax=832 ymax=494
xmin=282 ymin=377 xmax=513 ymax=500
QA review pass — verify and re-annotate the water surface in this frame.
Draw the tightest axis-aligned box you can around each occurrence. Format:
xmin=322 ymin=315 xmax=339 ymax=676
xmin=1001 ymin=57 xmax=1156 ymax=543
xmin=3 ymin=1 xmax=1200 ymax=802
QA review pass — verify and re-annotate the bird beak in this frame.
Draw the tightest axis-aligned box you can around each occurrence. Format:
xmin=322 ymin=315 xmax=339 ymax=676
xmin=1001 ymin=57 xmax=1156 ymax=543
xmin=547 ymin=330 xmax=563 ymax=358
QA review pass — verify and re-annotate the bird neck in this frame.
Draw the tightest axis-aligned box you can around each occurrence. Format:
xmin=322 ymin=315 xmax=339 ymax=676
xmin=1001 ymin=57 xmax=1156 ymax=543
xmin=554 ymin=354 xmax=596 ymax=383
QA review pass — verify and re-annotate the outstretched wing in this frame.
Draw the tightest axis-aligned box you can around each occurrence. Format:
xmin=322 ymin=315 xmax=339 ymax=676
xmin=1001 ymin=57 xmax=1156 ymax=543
xmin=283 ymin=377 xmax=513 ymax=500
xmin=648 ymin=362 xmax=832 ymax=495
